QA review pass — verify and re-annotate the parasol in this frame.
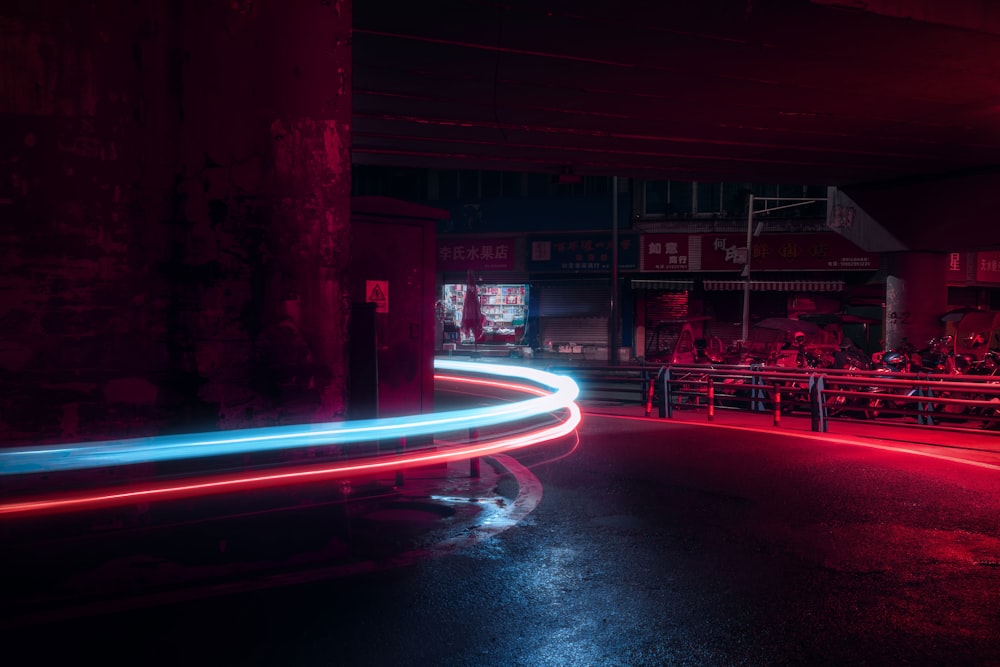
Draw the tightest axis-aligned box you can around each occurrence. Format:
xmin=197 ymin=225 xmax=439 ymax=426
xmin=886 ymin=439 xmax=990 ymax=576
xmin=753 ymin=317 xmax=825 ymax=336
xmin=939 ymin=306 xmax=983 ymax=323
xmin=460 ymin=269 xmax=484 ymax=347
xmin=798 ymin=313 xmax=879 ymax=326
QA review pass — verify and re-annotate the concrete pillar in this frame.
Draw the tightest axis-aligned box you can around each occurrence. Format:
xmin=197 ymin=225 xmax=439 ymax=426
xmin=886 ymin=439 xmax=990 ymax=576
xmin=0 ymin=1 xmax=351 ymax=444
xmin=884 ymin=252 xmax=948 ymax=352
xmin=179 ymin=1 xmax=352 ymax=428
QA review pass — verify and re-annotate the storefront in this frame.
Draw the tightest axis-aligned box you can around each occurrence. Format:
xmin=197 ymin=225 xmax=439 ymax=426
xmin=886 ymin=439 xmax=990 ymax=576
xmin=532 ymin=279 xmax=609 ymax=352
xmin=630 ymin=279 xmax=694 ymax=359
xmin=440 ymin=282 xmax=528 ymax=345
xmin=636 ymin=231 xmax=881 ymax=350
xmin=436 ymin=235 xmax=529 ymax=351
xmin=527 ymin=233 xmax=640 ymax=357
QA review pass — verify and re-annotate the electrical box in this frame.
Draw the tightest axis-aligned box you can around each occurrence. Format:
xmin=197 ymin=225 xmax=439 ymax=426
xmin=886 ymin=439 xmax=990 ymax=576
xmin=348 ymin=197 xmax=446 ymax=419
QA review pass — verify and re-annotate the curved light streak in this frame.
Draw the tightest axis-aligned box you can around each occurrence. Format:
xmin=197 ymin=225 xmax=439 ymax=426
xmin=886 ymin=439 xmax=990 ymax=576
xmin=0 ymin=384 xmax=581 ymax=517
xmin=0 ymin=360 xmax=579 ymax=477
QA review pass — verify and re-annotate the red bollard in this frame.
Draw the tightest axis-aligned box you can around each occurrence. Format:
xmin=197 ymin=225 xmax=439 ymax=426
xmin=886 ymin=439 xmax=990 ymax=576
xmin=396 ymin=436 xmax=406 ymax=487
xmin=774 ymin=390 xmax=781 ymax=426
xmin=469 ymin=427 xmax=480 ymax=478
xmin=707 ymin=377 xmax=715 ymax=422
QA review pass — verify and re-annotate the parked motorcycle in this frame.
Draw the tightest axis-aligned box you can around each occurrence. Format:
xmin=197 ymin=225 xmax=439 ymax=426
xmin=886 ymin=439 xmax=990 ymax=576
xmin=824 ymin=340 xmax=874 ymax=417
xmin=965 ymin=350 xmax=1000 ymax=429
xmin=913 ymin=336 xmax=973 ymax=422
xmin=860 ymin=349 xmax=918 ymax=420
xmin=763 ymin=332 xmax=829 ymax=414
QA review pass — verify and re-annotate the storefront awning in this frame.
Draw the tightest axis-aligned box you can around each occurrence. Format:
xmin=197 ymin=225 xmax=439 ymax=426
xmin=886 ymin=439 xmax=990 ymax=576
xmin=703 ymin=279 xmax=845 ymax=292
xmin=630 ymin=279 xmax=694 ymax=291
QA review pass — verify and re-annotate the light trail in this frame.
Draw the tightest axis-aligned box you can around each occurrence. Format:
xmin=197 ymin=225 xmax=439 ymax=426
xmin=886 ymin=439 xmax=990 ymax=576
xmin=591 ymin=412 xmax=1000 ymax=472
xmin=0 ymin=404 xmax=580 ymax=518
xmin=0 ymin=360 xmax=579 ymax=477
xmin=0 ymin=361 xmax=581 ymax=517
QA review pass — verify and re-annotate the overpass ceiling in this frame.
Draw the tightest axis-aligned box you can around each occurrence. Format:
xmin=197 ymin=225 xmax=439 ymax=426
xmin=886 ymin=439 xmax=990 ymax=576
xmin=352 ymin=0 xmax=1000 ymax=188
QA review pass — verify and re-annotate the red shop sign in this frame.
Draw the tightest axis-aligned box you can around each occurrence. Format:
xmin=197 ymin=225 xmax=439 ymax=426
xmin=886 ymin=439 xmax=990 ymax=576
xmin=639 ymin=234 xmax=696 ymax=271
xmin=975 ymin=251 xmax=1000 ymax=283
xmin=699 ymin=232 xmax=878 ymax=272
xmin=437 ymin=237 xmax=516 ymax=271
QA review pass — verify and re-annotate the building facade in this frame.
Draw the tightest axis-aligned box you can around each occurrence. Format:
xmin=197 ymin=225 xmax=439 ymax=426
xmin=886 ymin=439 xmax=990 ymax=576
xmin=357 ymin=167 xmax=1000 ymax=360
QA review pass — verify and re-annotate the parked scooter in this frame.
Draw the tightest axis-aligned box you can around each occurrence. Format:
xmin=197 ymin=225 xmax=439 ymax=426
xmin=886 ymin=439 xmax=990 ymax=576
xmin=913 ymin=336 xmax=967 ymax=374
xmin=966 ymin=350 xmax=1000 ymax=429
xmin=833 ymin=339 xmax=873 ymax=371
xmin=768 ymin=332 xmax=826 ymax=414
xmin=912 ymin=336 xmax=973 ymax=421
xmin=861 ymin=349 xmax=918 ymax=419
xmin=824 ymin=339 xmax=874 ymax=417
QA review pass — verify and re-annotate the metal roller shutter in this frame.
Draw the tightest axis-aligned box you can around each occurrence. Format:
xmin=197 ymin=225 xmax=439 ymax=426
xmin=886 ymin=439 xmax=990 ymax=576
xmin=538 ymin=280 xmax=609 ymax=346
xmin=644 ymin=291 xmax=690 ymax=324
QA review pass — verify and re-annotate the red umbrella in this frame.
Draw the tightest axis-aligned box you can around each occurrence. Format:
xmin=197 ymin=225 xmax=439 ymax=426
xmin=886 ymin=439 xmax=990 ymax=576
xmin=460 ymin=269 xmax=484 ymax=344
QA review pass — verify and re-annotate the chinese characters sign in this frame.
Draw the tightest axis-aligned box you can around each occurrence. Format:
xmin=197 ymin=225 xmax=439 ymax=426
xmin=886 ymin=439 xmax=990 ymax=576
xmin=947 ymin=252 xmax=965 ymax=282
xmin=639 ymin=234 xmax=698 ymax=271
xmin=528 ymin=234 xmax=638 ymax=272
xmin=437 ymin=237 xmax=516 ymax=271
xmin=976 ymin=251 xmax=1000 ymax=283
xmin=640 ymin=232 xmax=878 ymax=272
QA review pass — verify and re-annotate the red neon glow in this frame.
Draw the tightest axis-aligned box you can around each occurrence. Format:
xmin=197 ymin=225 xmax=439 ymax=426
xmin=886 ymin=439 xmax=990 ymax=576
xmin=0 ymin=375 xmax=580 ymax=518
xmin=436 ymin=374 xmax=550 ymax=396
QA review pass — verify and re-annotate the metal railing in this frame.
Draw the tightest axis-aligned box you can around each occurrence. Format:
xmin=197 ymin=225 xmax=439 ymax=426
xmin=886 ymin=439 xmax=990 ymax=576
xmin=653 ymin=364 xmax=1000 ymax=433
xmin=552 ymin=361 xmax=1000 ymax=434
xmin=542 ymin=364 xmax=658 ymax=407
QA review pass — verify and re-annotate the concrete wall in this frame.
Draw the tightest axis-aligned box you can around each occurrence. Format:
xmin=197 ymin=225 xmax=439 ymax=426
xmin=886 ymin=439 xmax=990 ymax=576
xmin=0 ymin=1 xmax=352 ymax=445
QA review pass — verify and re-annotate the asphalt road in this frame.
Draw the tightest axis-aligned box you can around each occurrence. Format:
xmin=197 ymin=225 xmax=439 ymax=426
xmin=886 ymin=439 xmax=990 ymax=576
xmin=6 ymin=406 xmax=1000 ymax=666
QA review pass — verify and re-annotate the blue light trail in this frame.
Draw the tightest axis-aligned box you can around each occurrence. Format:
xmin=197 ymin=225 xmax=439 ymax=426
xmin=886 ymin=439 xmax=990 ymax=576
xmin=0 ymin=360 xmax=579 ymax=477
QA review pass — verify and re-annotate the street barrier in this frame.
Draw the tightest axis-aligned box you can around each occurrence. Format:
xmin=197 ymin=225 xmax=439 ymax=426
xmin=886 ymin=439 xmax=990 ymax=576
xmin=562 ymin=362 xmax=1000 ymax=434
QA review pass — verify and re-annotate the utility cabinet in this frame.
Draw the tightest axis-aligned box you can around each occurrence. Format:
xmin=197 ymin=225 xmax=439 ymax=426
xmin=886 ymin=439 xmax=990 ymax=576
xmin=348 ymin=196 xmax=447 ymax=419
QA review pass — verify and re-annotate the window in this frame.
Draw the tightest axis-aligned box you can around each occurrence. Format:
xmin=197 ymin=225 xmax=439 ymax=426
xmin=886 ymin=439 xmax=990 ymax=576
xmin=436 ymin=170 xmax=460 ymax=200
xmin=459 ymin=170 xmax=480 ymax=199
xmin=668 ymin=181 xmax=694 ymax=216
xmin=644 ymin=180 xmax=668 ymax=216
xmin=695 ymin=182 xmax=721 ymax=215
xmin=526 ymin=173 xmax=553 ymax=197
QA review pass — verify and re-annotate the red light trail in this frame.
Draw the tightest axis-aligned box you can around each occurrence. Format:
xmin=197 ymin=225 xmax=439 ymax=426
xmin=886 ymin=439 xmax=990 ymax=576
xmin=0 ymin=368 xmax=581 ymax=518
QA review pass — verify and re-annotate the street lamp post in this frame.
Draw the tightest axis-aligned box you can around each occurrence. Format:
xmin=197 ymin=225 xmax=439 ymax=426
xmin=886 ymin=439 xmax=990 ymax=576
xmin=741 ymin=195 xmax=829 ymax=344
xmin=741 ymin=194 xmax=755 ymax=343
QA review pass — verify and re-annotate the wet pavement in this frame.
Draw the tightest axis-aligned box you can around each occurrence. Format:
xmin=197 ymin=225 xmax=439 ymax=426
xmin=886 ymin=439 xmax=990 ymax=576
xmin=0 ymin=454 xmax=534 ymax=628
xmin=4 ymin=381 xmax=1000 ymax=665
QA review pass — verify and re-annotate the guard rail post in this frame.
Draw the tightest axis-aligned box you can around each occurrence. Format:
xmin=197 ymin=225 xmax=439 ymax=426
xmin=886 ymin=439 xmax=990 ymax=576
xmin=396 ymin=436 xmax=406 ymax=487
xmin=707 ymin=376 xmax=715 ymax=422
xmin=664 ymin=367 xmax=673 ymax=419
xmin=915 ymin=382 xmax=926 ymax=425
xmin=644 ymin=368 xmax=655 ymax=417
xmin=640 ymin=368 xmax=649 ymax=406
xmin=773 ymin=389 xmax=781 ymax=426
xmin=751 ymin=364 xmax=766 ymax=412
xmin=469 ymin=427 xmax=481 ymax=478
xmin=809 ymin=374 xmax=828 ymax=432
xmin=918 ymin=379 xmax=935 ymax=426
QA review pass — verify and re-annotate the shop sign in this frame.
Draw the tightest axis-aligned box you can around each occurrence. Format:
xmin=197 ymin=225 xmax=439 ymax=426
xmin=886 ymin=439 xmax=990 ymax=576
xmin=697 ymin=232 xmax=878 ymax=272
xmin=639 ymin=234 xmax=697 ymax=271
xmin=947 ymin=252 xmax=965 ymax=282
xmin=437 ymin=237 xmax=516 ymax=271
xmin=528 ymin=234 xmax=638 ymax=272
xmin=975 ymin=251 xmax=1000 ymax=283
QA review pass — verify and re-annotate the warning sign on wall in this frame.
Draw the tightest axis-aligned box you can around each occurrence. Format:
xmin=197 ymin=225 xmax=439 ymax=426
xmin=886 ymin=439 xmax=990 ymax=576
xmin=366 ymin=280 xmax=389 ymax=313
